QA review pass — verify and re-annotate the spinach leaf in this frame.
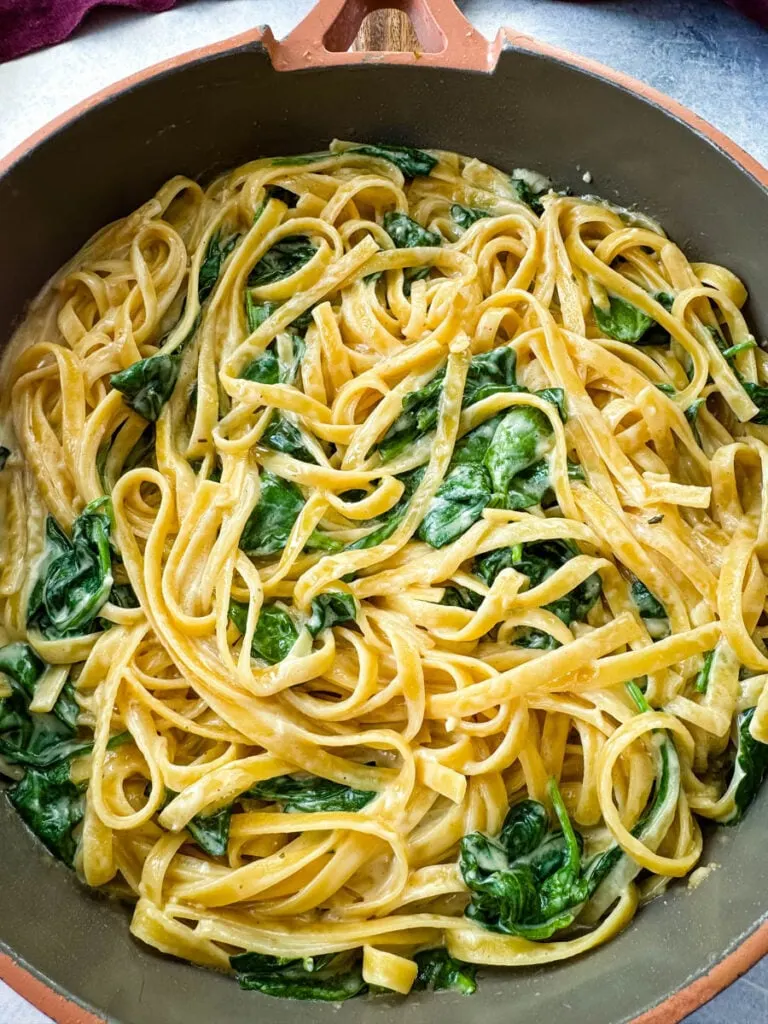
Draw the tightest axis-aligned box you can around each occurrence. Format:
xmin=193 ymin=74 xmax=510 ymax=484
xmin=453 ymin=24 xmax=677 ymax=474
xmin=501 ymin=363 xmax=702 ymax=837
xmin=111 ymin=353 xmax=180 ymax=422
xmin=28 ymin=504 xmax=113 ymax=639
xmin=722 ymin=339 xmax=757 ymax=363
xmin=417 ymin=463 xmax=493 ymax=549
xmin=260 ymin=415 xmax=318 ymax=464
xmin=441 ymin=585 xmax=483 ymax=611
xmin=0 ymin=446 xmax=9 ymax=470
xmin=108 ymin=582 xmax=139 ymax=609
xmin=740 ymin=380 xmax=768 ymax=425
xmin=505 ymin=458 xmax=584 ymax=511
xmin=475 ymin=539 xmax=601 ymax=632
xmin=383 ymin=211 xmax=440 ymax=251
xmin=451 ymin=204 xmax=490 ymax=231
xmin=510 ymin=176 xmax=547 ymax=213
xmin=123 ymin=424 xmax=156 ymax=473
xmin=228 ymin=601 xmax=298 ymax=665
xmin=685 ymin=397 xmax=706 ymax=445
xmin=265 ymin=184 xmax=299 ymax=208
xmin=162 ymin=787 xmax=232 ymax=857
xmin=377 ymin=348 xmax=517 ymax=463
xmin=248 ymin=237 xmax=317 ymax=288
xmin=351 ymin=143 xmax=437 ymax=178
xmin=348 ymin=468 xmax=424 ymax=551
xmin=695 ymin=650 xmax=714 ymax=694
xmin=271 ymin=152 xmax=331 ymax=167
xmin=199 ymin=232 xmax=238 ymax=302
xmin=247 ymin=773 xmax=375 ymax=813
xmin=245 ymin=295 xmax=281 ymax=336
xmin=593 ymin=295 xmax=654 ymax=344
xmin=484 ymin=406 xmax=553 ymax=504
xmin=460 ymin=780 xmax=593 ymax=939
xmin=412 ymin=949 xmax=477 ymax=995
xmin=0 ymin=643 xmax=89 ymax=768
xmin=629 ymin=575 xmax=666 ymax=619
xmin=8 ymin=761 xmax=85 ymax=866
xmin=240 ymin=472 xmax=305 ymax=558
xmin=719 ymin=707 xmax=768 ymax=825
xmin=306 ymin=592 xmax=358 ymax=637
xmin=230 ymin=951 xmax=366 ymax=1001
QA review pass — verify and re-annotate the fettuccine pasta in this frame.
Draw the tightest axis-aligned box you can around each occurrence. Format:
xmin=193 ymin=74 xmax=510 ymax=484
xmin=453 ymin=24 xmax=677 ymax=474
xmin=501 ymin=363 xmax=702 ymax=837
xmin=1 ymin=140 xmax=767 ymax=1001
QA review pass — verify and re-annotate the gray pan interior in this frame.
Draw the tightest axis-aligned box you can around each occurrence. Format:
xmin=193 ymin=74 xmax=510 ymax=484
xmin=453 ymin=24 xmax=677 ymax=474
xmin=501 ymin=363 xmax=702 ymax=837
xmin=1 ymin=38 xmax=767 ymax=1024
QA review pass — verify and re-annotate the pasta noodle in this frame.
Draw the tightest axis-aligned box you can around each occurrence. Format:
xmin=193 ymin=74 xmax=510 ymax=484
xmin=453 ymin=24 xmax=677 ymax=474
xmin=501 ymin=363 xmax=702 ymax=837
xmin=2 ymin=139 xmax=768 ymax=1001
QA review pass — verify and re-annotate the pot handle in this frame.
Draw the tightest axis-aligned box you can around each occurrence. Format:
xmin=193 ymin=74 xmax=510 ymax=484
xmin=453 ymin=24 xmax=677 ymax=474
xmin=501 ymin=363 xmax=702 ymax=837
xmin=266 ymin=0 xmax=500 ymax=72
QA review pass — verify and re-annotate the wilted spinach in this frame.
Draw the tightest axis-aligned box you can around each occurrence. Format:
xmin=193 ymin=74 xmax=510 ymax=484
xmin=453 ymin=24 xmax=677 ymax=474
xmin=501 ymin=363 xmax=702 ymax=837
xmin=228 ymin=601 xmax=299 ymax=665
xmin=473 ymin=540 xmax=601 ymax=648
xmin=451 ymin=204 xmax=490 ymax=231
xmin=247 ymin=772 xmax=375 ymax=813
xmin=164 ymin=787 xmax=232 ymax=857
xmin=460 ymin=780 xmax=597 ymax=939
xmin=199 ymin=232 xmax=239 ymax=302
xmin=230 ymin=951 xmax=366 ymax=1001
xmin=111 ymin=352 xmax=181 ymax=422
xmin=377 ymin=347 xmax=518 ymax=463
xmin=28 ymin=502 xmax=113 ymax=640
xmin=695 ymin=650 xmax=715 ymax=694
xmin=0 ymin=643 xmax=89 ymax=769
xmin=740 ymin=380 xmax=768 ymax=425
xmin=348 ymin=468 xmax=424 ymax=551
xmin=383 ymin=211 xmax=441 ymax=293
xmin=264 ymin=184 xmax=299 ymax=208
xmin=629 ymin=575 xmax=666 ymax=620
xmin=8 ymin=761 xmax=85 ymax=866
xmin=593 ymin=291 xmax=674 ymax=346
xmin=412 ymin=949 xmax=477 ymax=994
xmin=509 ymin=175 xmax=548 ymax=213
xmin=441 ymin=585 xmax=484 ymax=611
xmin=240 ymin=472 xmax=304 ymax=558
xmin=306 ymin=592 xmax=358 ymax=637
xmin=350 ymin=143 xmax=437 ymax=178
xmin=716 ymin=707 xmax=768 ymax=825
xmin=417 ymin=463 xmax=494 ymax=549
xmin=248 ymin=236 xmax=317 ymax=287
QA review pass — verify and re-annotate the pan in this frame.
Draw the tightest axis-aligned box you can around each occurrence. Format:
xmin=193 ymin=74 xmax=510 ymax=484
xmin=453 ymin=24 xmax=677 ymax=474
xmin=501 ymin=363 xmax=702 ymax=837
xmin=1 ymin=2 xmax=767 ymax=1021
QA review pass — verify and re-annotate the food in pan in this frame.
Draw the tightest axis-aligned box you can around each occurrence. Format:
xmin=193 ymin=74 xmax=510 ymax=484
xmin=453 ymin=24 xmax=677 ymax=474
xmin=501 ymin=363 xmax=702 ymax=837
xmin=1 ymin=140 xmax=767 ymax=1000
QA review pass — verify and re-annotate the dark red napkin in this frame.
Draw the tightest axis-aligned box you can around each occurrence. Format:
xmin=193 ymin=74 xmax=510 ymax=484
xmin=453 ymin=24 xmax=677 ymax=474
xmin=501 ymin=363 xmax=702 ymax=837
xmin=0 ymin=0 xmax=177 ymax=63
xmin=0 ymin=0 xmax=765 ymax=64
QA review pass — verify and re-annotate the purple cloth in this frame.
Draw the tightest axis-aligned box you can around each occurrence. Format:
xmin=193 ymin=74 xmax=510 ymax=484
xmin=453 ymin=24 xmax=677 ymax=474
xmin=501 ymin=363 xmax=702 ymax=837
xmin=0 ymin=0 xmax=765 ymax=64
xmin=0 ymin=0 xmax=177 ymax=63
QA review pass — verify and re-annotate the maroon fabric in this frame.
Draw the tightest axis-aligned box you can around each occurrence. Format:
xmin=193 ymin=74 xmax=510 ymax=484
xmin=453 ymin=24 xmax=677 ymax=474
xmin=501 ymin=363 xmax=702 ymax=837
xmin=0 ymin=0 xmax=177 ymax=63
xmin=0 ymin=0 xmax=765 ymax=64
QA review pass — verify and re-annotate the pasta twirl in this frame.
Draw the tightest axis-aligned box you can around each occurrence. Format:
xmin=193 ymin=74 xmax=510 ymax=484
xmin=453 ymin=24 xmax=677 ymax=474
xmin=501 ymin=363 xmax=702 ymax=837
xmin=1 ymin=140 xmax=768 ymax=1001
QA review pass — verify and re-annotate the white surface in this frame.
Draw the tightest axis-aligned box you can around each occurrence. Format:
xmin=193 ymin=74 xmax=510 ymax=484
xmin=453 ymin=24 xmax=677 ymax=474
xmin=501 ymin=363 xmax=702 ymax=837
xmin=0 ymin=2 xmax=766 ymax=1022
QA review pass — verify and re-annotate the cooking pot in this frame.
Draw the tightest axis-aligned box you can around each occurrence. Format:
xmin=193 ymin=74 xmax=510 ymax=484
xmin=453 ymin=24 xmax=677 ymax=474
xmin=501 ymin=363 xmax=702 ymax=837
xmin=1 ymin=2 xmax=767 ymax=1021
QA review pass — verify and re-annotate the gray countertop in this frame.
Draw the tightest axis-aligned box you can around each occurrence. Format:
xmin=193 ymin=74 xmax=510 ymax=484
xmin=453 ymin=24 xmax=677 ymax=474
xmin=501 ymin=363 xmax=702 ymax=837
xmin=0 ymin=1 xmax=766 ymax=1021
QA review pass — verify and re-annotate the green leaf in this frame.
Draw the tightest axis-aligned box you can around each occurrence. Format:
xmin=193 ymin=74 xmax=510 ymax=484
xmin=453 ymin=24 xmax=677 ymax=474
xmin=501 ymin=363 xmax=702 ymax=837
xmin=245 ymin=295 xmax=281 ymax=336
xmin=248 ymin=236 xmax=317 ymax=288
xmin=347 ymin=468 xmax=424 ymax=551
xmin=186 ymin=804 xmax=232 ymax=857
xmin=199 ymin=232 xmax=238 ymax=302
xmin=260 ymin=414 xmax=318 ymax=464
xmin=459 ymin=782 xmax=592 ymax=940
xmin=0 ymin=643 xmax=89 ymax=768
xmin=264 ymin=184 xmax=298 ymax=208
xmin=722 ymin=339 xmax=757 ymax=362
xmin=417 ymin=463 xmax=493 ymax=549
xmin=8 ymin=761 xmax=85 ymax=866
xmin=240 ymin=472 xmax=305 ymax=558
xmin=247 ymin=773 xmax=375 ymax=813
xmin=383 ymin=211 xmax=441 ymax=250
xmin=441 ymin=585 xmax=483 ymax=611
xmin=509 ymin=176 xmax=548 ymax=213
xmin=108 ymin=582 xmax=139 ymax=609
xmin=484 ymin=406 xmax=553 ymax=502
xmin=695 ymin=650 xmax=715 ymax=694
xmin=412 ymin=949 xmax=477 ymax=995
xmin=271 ymin=152 xmax=331 ymax=167
xmin=629 ymin=575 xmax=666 ymax=619
xmin=593 ymin=295 xmax=654 ymax=343
xmin=722 ymin=707 xmax=768 ymax=825
xmin=228 ymin=601 xmax=299 ymax=665
xmin=377 ymin=348 xmax=518 ymax=463
xmin=111 ymin=353 xmax=180 ymax=422
xmin=350 ymin=143 xmax=437 ymax=178
xmin=28 ymin=507 xmax=113 ymax=639
xmin=740 ymin=380 xmax=768 ymax=425
xmin=475 ymin=539 xmax=601 ymax=631
xmin=306 ymin=592 xmax=358 ymax=637
xmin=230 ymin=951 xmax=366 ymax=1001
xmin=0 ymin=446 xmax=9 ymax=470
xmin=451 ymin=204 xmax=489 ymax=231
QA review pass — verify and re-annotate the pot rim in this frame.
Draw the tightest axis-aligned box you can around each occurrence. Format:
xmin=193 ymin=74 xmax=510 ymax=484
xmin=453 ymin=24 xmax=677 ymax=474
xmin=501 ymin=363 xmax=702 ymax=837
xmin=1 ymin=20 xmax=767 ymax=1024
